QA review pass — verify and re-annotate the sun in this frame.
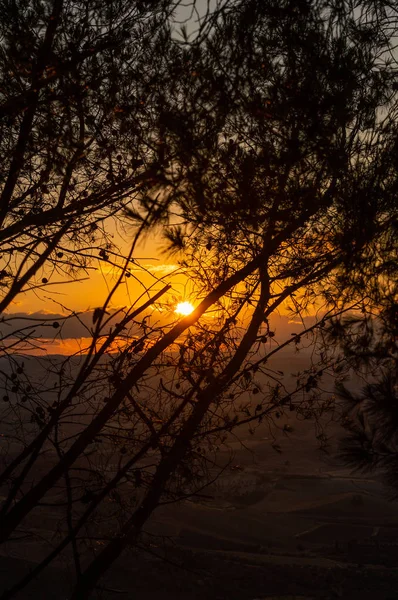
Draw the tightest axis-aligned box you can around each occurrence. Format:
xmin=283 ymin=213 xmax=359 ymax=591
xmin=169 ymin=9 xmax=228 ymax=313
xmin=175 ymin=301 xmax=195 ymax=316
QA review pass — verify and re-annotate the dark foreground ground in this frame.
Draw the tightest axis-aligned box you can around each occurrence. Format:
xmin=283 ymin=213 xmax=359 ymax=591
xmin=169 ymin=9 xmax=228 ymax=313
xmin=2 ymin=413 xmax=398 ymax=600
xmin=1 ymin=350 xmax=397 ymax=599
xmin=2 ymin=543 xmax=398 ymax=600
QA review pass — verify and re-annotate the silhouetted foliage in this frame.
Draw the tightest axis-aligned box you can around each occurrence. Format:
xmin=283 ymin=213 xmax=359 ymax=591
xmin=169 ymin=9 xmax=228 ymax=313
xmin=335 ymin=290 xmax=398 ymax=494
xmin=0 ymin=0 xmax=397 ymax=598
xmin=0 ymin=0 xmax=189 ymax=314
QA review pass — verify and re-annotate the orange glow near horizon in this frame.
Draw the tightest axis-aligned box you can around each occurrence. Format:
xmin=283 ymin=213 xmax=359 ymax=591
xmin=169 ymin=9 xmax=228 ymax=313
xmin=175 ymin=301 xmax=195 ymax=316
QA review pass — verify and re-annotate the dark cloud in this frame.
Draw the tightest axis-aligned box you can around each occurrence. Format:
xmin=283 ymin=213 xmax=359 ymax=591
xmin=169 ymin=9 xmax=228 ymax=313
xmin=1 ymin=310 xmax=321 ymax=344
xmin=1 ymin=310 xmax=122 ymax=340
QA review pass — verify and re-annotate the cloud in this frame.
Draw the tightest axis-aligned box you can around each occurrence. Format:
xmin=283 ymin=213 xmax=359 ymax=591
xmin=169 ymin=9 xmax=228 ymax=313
xmin=1 ymin=310 xmax=122 ymax=340
xmin=130 ymin=263 xmax=179 ymax=274
xmin=1 ymin=300 xmax=176 ymax=343
xmin=1 ymin=305 xmax=326 ymax=359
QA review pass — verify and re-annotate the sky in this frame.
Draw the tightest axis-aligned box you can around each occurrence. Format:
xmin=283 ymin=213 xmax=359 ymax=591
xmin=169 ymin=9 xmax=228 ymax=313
xmin=3 ymin=212 xmax=201 ymax=353
xmin=10 ymin=222 xmax=181 ymax=313
xmin=0 ymin=0 xmax=329 ymax=355
xmin=4 ymin=0 xmax=222 ymax=318
xmin=3 ymin=210 xmax=325 ymax=355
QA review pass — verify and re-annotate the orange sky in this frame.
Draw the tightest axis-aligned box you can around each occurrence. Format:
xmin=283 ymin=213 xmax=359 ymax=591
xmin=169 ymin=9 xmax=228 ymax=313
xmin=5 ymin=216 xmax=324 ymax=355
xmin=10 ymin=222 xmax=186 ymax=315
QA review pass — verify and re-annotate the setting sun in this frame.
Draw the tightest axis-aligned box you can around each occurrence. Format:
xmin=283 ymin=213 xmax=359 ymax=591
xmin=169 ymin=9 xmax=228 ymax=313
xmin=175 ymin=301 xmax=195 ymax=316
